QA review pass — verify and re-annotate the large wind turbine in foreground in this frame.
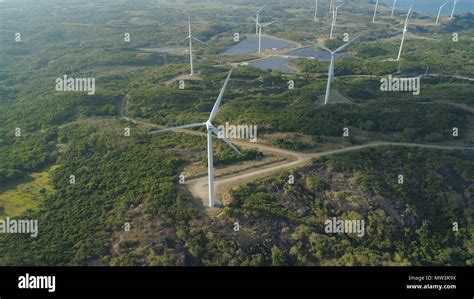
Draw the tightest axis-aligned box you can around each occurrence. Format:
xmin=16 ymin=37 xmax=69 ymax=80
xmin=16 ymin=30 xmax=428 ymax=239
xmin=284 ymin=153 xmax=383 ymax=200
xmin=396 ymin=4 xmax=413 ymax=61
xmin=150 ymin=70 xmax=240 ymax=208
xmin=186 ymin=16 xmax=206 ymax=76
xmin=317 ymin=37 xmax=358 ymax=105
xmin=436 ymin=1 xmax=449 ymax=25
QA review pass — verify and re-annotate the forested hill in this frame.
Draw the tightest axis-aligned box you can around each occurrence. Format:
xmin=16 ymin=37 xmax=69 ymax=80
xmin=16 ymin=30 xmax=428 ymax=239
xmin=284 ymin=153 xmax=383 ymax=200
xmin=226 ymin=147 xmax=474 ymax=266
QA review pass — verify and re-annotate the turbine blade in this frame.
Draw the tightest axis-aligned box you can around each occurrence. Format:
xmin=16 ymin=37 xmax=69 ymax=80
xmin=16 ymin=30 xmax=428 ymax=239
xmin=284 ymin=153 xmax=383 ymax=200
xmin=257 ymin=6 xmax=264 ymax=13
xmin=334 ymin=36 xmax=359 ymax=53
xmin=149 ymin=122 xmax=205 ymax=134
xmin=210 ymin=126 xmax=241 ymax=155
xmin=405 ymin=4 xmax=413 ymax=23
xmin=209 ymin=69 xmax=233 ymax=121
xmin=220 ymin=136 xmax=242 ymax=155
xmin=188 ymin=15 xmax=191 ymax=36
xmin=316 ymin=44 xmax=332 ymax=53
xmin=262 ymin=21 xmax=275 ymax=27
xmin=192 ymin=37 xmax=208 ymax=44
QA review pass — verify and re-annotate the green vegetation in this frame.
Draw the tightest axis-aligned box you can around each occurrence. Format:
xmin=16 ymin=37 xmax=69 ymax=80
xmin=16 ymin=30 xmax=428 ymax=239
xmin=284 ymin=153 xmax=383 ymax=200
xmin=202 ymin=144 xmax=264 ymax=167
xmin=0 ymin=130 xmax=58 ymax=186
xmin=226 ymin=147 xmax=474 ymax=266
xmin=0 ymin=0 xmax=473 ymax=266
xmin=1 ymin=122 xmax=189 ymax=265
xmin=0 ymin=167 xmax=56 ymax=218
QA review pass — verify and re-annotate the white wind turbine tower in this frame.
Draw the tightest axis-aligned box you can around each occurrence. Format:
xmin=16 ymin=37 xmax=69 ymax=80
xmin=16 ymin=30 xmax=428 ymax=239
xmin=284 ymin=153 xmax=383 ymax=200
xmin=186 ymin=16 xmax=207 ymax=76
xmin=314 ymin=0 xmax=318 ymax=21
xmin=252 ymin=17 xmax=274 ymax=53
xmin=149 ymin=70 xmax=239 ymax=208
xmin=449 ymin=0 xmax=457 ymax=19
xmin=396 ymin=4 xmax=413 ymax=61
xmin=255 ymin=6 xmax=264 ymax=34
xmin=436 ymin=1 xmax=449 ymax=25
xmin=372 ymin=0 xmax=379 ymax=23
xmin=391 ymin=0 xmax=397 ymax=18
xmin=329 ymin=3 xmax=343 ymax=40
xmin=317 ymin=37 xmax=358 ymax=105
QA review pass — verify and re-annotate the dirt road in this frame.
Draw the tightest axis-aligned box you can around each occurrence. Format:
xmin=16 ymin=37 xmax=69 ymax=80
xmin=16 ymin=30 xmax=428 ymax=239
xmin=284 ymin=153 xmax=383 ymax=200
xmin=186 ymin=138 xmax=473 ymax=207
xmin=118 ymin=94 xmax=129 ymax=118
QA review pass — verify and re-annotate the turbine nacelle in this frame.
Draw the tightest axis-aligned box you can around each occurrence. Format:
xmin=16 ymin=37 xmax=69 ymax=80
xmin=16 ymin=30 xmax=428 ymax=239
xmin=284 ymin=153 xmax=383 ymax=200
xmin=205 ymin=121 xmax=213 ymax=130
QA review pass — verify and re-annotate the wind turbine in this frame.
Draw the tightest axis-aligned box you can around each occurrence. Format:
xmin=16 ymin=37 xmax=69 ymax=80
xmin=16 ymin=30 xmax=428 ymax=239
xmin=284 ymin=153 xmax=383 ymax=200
xmin=449 ymin=0 xmax=457 ymax=19
xmin=252 ymin=17 xmax=274 ymax=53
xmin=372 ymin=0 xmax=379 ymax=23
xmin=396 ymin=4 xmax=413 ymax=61
xmin=391 ymin=0 xmax=397 ymax=18
xmin=186 ymin=16 xmax=207 ymax=76
xmin=255 ymin=6 xmax=264 ymax=34
xmin=317 ymin=37 xmax=358 ymax=105
xmin=314 ymin=0 xmax=318 ymax=21
xmin=329 ymin=3 xmax=343 ymax=40
xmin=436 ymin=1 xmax=449 ymax=25
xmin=149 ymin=70 xmax=239 ymax=208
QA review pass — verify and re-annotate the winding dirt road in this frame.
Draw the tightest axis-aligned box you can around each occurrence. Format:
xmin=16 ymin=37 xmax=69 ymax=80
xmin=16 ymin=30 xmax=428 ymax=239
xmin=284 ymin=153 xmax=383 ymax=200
xmin=185 ymin=136 xmax=474 ymax=207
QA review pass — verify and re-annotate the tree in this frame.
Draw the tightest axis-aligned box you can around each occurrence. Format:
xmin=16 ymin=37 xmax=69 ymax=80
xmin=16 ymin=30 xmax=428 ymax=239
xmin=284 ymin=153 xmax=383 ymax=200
xmin=271 ymin=246 xmax=285 ymax=266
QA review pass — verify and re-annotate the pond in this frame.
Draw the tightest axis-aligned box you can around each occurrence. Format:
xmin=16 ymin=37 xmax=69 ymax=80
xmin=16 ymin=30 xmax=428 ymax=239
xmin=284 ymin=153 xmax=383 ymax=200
xmin=222 ymin=35 xmax=297 ymax=56
xmin=247 ymin=56 xmax=297 ymax=73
